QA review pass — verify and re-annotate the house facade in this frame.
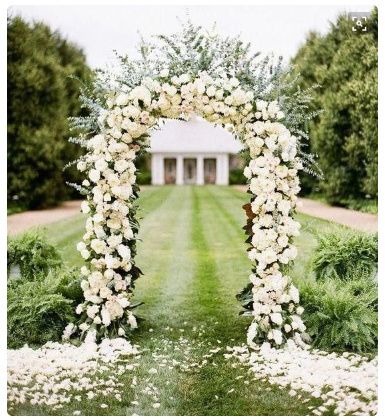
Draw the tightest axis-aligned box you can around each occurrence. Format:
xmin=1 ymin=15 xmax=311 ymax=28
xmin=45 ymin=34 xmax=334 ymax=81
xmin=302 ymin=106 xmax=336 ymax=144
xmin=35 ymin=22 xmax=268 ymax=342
xmin=150 ymin=116 xmax=242 ymax=185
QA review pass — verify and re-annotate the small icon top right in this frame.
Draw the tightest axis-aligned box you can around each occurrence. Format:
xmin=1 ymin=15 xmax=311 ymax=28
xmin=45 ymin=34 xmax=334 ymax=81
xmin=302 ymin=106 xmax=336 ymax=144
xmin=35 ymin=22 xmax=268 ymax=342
xmin=348 ymin=12 xmax=370 ymax=32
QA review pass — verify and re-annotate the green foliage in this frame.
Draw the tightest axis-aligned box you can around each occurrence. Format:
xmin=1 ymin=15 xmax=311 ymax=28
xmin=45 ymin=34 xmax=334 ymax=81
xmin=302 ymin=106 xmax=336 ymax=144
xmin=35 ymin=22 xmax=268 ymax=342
xmin=229 ymin=168 xmax=246 ymax=185
xmin=299 ymin=279 xmax=377 ymax=352
xmin=137 ymin=170 xmax=151 ymax=185
xmin=312 ymin=232 xmax=378 ymax=281
xmin=7 ymin=268 xmax=83 ymax=349
xmin=7 ymin=231 xmax=62 ymax=282
xmin=7 ymin=231 xmax=83 ymax=348
xmin=292 ymin=8 xmax=378 ymax=204
xmin=7 ymin=15 xmax=92 ymax=209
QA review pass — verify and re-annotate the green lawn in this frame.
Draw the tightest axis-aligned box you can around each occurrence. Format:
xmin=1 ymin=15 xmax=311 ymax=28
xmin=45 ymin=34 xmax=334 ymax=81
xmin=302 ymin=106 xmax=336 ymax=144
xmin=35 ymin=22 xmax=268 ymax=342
xmin=10 ymin=186 xmax=350 ymax=416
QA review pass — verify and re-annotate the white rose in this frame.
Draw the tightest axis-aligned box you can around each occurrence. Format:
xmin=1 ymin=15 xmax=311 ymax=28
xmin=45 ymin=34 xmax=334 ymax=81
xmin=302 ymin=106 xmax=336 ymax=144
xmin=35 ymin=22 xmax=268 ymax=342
xmin=90 ymin=239 xmax=107 ymax=255
xmin=81 ymin=201 xmax=91 ymax=214
xmin=129 ymin=85 xmax=152 ymax=107
xmin=77 ymin=241 xmax=86 ymax=251
xmin=80 ymin=266 xmax=90 ymax=276
xmin=115 ymin=93 xmax=130 ymax=106
xmin=114 ymin=159 xmax=130 ymax=173
xmin=270 ymin=312 xmax=283 ymax=325
xmin=272 ymin=329 xmax=283 ymax=345
xmin=77 ymin=161 xmax=87 ymax=171
xmin=160 ymin=68 xmax=169 ymax=77
xmin=101 ymin=307 xmax=111 ymax=326
xmin=284 ymin=324 xmax=292 ymax=333
xmin=95 ymin=158 xmax=108 ymax=172
xmin=89 ymin=169 xmax=101 ymax=183
xmin=117 ymin=244 xmax=131 ymax=261
xmin=79 ymin=322 xmax=89 ymax=332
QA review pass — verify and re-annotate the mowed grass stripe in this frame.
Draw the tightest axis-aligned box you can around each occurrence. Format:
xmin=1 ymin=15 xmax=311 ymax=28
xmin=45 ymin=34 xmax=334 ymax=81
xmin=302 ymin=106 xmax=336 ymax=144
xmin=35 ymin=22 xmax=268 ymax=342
xmin=176 ymin=186 xmax=315 ymax=416
xmin=135 ymin=186 xmax=195 ymax=322
xmin=125 ymin=186 xmax=197 ymax=415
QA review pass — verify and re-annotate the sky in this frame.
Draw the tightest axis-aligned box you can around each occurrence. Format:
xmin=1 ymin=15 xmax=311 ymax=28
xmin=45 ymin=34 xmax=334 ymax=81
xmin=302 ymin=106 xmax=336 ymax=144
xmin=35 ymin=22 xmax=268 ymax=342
xmin=8 ymin=4 xmax=374 ymax=68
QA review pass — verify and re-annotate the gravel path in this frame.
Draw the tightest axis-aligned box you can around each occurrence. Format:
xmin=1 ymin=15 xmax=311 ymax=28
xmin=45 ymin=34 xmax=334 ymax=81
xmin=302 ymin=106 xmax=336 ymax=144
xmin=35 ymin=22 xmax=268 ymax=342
xmin=7 ymin=187 xmax=377 ymax=236
xmin=234 ymin=186 xmax=377 ymax=233
xmin=7 ymin=200 xmax=82 ymax=236
xmin=297 ymin=198 xmax=377 ymax=233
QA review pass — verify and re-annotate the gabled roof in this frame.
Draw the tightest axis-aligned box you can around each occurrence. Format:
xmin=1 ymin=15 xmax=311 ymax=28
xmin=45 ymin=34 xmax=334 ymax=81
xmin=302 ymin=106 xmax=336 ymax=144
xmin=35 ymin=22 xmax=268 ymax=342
xmin=149 ymin=115 xmax=242 ymax=154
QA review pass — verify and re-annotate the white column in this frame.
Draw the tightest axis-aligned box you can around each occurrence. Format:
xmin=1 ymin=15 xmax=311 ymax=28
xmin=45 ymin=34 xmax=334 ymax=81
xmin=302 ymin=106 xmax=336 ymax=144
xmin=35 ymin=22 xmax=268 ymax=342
xmin=216 ymin=154 xmax=229 ymax=185
xmin=197 ymin=155 xmax=204 ymax=185
xmin=152 ymin=154 xmax=164 ymax=185
xmin=176 ymin=155 xmax=184 ymax=185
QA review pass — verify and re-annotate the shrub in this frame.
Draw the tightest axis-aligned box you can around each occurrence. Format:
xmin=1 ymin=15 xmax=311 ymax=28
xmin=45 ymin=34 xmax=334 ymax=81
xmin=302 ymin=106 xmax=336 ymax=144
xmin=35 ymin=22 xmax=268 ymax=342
xmin=229 ymin=168 xmax=246 ymax=185
xmin=137 ymin=169 xmax=151 ymax=185
xmin=299 ymin=279 xmax=377 ymax=352
xmin=312 ymin=232 xmax=377 ymax=281
xmin=7 ymin=268 xmax=83 ymax=349
xmin=7 ymin=232 xmax=82 ymax=348
xmin=7 ymin=16 xmax=92 ymax=210
xmin=7 ymin=231 xmax=62 ymax=282
xmin=292 ymin=8 xmax=378 ymax=205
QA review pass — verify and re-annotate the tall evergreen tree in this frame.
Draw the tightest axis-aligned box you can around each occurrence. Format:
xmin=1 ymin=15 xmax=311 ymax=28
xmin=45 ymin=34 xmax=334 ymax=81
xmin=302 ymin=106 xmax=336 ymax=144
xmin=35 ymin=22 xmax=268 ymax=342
xmin=291 ymin=8 xmax=377 ymax=205
xmin=7 ymin=15 xmax=92 ymax=209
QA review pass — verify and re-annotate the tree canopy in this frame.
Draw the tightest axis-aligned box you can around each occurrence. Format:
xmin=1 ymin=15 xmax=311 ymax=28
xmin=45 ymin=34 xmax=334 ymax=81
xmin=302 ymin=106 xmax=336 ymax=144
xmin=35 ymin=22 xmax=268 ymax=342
xmin=7 ymin=15 xmax=92 ymax=210
xmin=291 ymin=8 xmax=378 ymax=205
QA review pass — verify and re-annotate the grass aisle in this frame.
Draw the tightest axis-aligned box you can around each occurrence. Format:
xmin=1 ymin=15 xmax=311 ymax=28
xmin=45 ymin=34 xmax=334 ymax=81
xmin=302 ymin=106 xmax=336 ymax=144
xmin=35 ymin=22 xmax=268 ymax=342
xmin=9 ymin=186 xmax=330 ymax=416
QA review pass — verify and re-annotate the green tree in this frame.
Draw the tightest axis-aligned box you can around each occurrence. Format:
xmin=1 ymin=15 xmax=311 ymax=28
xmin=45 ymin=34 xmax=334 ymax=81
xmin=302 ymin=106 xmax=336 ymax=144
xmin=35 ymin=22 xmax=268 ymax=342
xmin=292 ymin=8 xmax=378 ymax=205
xmin=7 ymin=15 xmax=92 ymax=210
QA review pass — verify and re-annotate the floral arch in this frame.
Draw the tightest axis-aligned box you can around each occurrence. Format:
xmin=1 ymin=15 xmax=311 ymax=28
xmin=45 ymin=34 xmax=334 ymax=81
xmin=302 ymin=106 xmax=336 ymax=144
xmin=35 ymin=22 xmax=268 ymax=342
xmin=68 ymin=22 xmax=316 ymax=348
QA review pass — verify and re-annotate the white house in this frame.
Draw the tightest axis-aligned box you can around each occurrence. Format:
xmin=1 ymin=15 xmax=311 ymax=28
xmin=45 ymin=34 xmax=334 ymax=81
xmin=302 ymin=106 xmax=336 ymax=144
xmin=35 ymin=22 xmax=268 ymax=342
xmin=149 ymin=115 xmax=242 ymax=185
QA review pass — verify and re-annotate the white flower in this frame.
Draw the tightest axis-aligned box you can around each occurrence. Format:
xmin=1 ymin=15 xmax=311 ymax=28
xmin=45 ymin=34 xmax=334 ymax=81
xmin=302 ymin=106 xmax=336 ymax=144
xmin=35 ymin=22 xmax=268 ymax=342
xmin=115 ymin=93 xmax=130 ymax=106
xmin=79 ymin=322 xmax=89 ymax=332
xmin=80 ymin=249 xmax=90 ymax=260
xmin=117 ymin=244 xmax=131 ymax=261
xmin=284 ymin=323 xmax=292 ymax=333
xmin=89 ymin=169 xmax=101 ymax=183
xmin=270 ymin=312 xmax=283 ymax=325
xmin=118 ymin=327 xmax=125 ymax=336
xmin=81 ymin=201 xmax=90 ymax=214
xmin=128 ymin=314 xmax=137 ymax=328
xmin=87 ymin=305 xmax=99 ymax=319
xmin=160 ymin=68 xmax=169 ymax=77
xmin=95 ymin=158 xmax=108 ymax=172
xmin=90 ymin=239 xmax=107 ymax=255
xmin=81 ymin=266 xmax=90 ymax=276
xmin=101 ymin=307 xmax=111 ymax=326
xmin=129 ymin=85 xmax=152 ymax=107
xmin=243 ymin=166 xmax=252 ymax=179
xmin=77 ymin=161 xmax=87 ymax=171
xmin=289 ymin=285 xmax=300 ymax=303
xmin=272 ymin=329 xmax=283 ymax=345
xmin=77 ymin=241 xmax=86 ymax=251
xmin=114 ymin=159 xmax=130 ymax=173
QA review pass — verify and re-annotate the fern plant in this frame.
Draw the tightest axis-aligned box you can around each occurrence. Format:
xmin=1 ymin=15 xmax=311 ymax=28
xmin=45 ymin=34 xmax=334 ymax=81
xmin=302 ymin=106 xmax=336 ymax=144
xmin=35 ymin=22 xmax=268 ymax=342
xmin=300 ymin=279 xmax=377 ymax=352
xmin=312 ymin=232 xmax=378 ymax=281
xmin=7 ymin=230 xmax=62 ymax=282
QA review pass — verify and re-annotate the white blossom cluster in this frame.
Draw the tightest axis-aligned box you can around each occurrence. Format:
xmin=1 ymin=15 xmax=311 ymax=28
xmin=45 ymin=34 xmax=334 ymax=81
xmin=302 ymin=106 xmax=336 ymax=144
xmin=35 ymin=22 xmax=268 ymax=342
xmin=7 ymin=333 xmax=139 ymax=410
xmin=242 ymin=113 xmax=305 ymax=347
xmin=225 ymin=342 xmax=377 ymax=416
xmin=74 ymin=70 xmax=304 ymax=346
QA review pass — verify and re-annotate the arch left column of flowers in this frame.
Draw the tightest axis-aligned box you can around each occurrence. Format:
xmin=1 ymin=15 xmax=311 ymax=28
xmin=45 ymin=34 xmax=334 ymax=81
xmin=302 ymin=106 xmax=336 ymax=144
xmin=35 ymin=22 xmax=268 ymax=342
xmin=68 ymin=71 xmax=305 ymax=347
